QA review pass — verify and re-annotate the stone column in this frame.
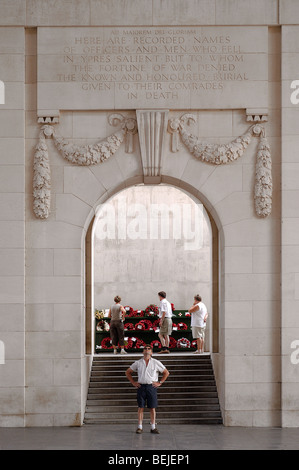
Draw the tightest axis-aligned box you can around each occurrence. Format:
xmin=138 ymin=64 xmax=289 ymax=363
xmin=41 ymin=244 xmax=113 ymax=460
xmin=281 ymin=25 xmax=299 ymax=427
xmin=0 ymin=27 xmax=25 ymax=426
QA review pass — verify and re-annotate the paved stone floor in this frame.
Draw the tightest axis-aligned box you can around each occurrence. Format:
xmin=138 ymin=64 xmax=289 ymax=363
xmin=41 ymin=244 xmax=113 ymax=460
xmin=0 ymin=424 xmax=299 ymax=450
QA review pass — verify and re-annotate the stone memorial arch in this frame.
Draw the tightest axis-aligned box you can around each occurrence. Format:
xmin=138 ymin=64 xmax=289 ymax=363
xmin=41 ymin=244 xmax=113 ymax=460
xmin=0 ymin=1 xmax=298 ymax=428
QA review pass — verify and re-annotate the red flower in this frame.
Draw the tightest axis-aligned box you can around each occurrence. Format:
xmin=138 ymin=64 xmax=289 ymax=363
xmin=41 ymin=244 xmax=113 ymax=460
xmin=101 ymin=337 xmax=113 ymax=349
xmin=133 ymin=310 xmax=144 ymax=317
xmin=130 ymin=337 xmax=146 ymax=349
xmin=151 ymin=340 xmax=162 ymax=349
xmin=135 ymin=319 xmax=153 ymax=330
xmin=145 ymin=304 xmax=159 ymax=316
xmin=177 ymin=338 xmax=191 ymax=348
xmin=124 ymin=306 xmax=134 ymax=316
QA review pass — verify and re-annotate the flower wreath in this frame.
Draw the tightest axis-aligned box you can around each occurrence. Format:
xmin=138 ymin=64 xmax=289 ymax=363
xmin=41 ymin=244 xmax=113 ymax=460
xmin=135 ymin=319 xmax=152 ymax=330
xmin=145 ymin=304 xmax=159 ymax=316
xmin=177 ymin=337 xmax=191 ymax=348
xmin=151 ymin=340 xmax=162 ymax=349
xmin=169 ymin=337 xmax=177 ymax=349
xmin=95 ymin=309 xmax=105 ymax=320
xmin=129 ymin=337 xmax=146 ymax=349
xmin=124 ymin=322 xmax=134 ymax=331
xmin=152 ymin=319 xmax=160 ymax=331
xmin=133 ymin=309 xmax=144 ymax=317
xmin=177 ymin=322 xmax=188 ymax=330
xmin=96 ymin=320 xmax=110 ymax=331
xmin=191 ymin=340 xmax=197 ymax=349
xmin=101 ymin=337 xmax=113 ymax=349
xmin=124 ymin=306 xmax=134 ymax=316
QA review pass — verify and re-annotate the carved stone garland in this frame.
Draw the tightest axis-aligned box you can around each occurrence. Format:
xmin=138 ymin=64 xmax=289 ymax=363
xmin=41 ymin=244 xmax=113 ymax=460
xmin=33 ymin=115 xmax=137 ymax=219
xmin=168 ymin=114 xmax=272 ymax=218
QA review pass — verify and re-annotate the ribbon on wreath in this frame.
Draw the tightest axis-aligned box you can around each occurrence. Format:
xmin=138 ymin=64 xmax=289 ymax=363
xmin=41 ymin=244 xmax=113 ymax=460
xmin=135 ymin=319 xmax=153 ymax=330
xmin=151 ymin=340 xmax=162 ymax=349
xmin=124 ymin=306 xmax=134 ymax=316
xmin=177 ymin=322 xmax=188 ymax=330
xmin=177 ymin=337 xmax=191 ymax=349
xmin=145 ymin=304 xmax=159 ymax=316
xmin=129 ymin=337 xmax=146 ymax=349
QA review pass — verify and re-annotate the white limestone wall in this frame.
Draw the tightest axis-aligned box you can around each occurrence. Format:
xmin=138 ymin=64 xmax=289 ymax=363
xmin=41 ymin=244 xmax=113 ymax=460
xmin=0 ymin=27 xmax=25 ymax=426
xmin=93 ymin=185 xmax=212 ymax=312
xmin=281 ymin=25 xmax=299 ymax=427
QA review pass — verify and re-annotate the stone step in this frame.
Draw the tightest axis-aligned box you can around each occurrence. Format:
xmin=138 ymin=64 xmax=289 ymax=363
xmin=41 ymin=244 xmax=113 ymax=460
xmin=85 ymin=404 xmax=221 ymax=413
xmin=84 ymin=354 xmax=222 ymax=425
xmin=90 ymin=374 xmax=215 ymax=382
xmin=92 ymin=355 xmax=212 ymax=363
xmin=87 ymin=391 xmax=219 ymax=401
xmin=84 ymin=410 xmax=222 ymax=421
xmin=92 ymin=363 xmax=213 ymax=370
xmin=88 ymin=383 xmax=218 ymax=392
xmin=84 ymin=416 xmax=223 ymax=425
xmin=86 ymin=395 xmax=219 ymax=409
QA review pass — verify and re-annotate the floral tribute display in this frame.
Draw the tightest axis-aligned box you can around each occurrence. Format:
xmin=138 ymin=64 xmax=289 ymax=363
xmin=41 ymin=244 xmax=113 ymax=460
xmin=96 ymin=320 xmax=109 ymax=332
xmin=176 ymin=322 xmax=188 ymax=330
xmin=95 ymin=304 xmax=198 ymax=352
xmin=135 ymin=319 xmax=153 ymax=330
xmin=124 ymin=306 xmax=134 ymax=316
xmin=151 ymin=340 xmax=162 ymax=349
xmin=126 ymin=337 xmax=146 ymax=350
xmin=100 ymin=337 xmax=113 ymax=349
xmin=168 ymin=337 xmax=177 ymax=349
xmin=177 ymin=338 xmax=191 ymax=348
xmin=145 ymin=304 xmax=159 ymax=316
xmin=95 ymin=309 xmax=105 ymax=320
xmin=133 ymin=310 xmax=144 ymax=317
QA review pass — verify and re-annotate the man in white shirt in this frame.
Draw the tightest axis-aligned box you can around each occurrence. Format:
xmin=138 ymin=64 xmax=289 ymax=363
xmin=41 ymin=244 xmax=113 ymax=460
xmin=157 ymin=291 xmax=173 ymax=354
xmin=126 ymin=344 xmax=169 ymax=434
xmin=188 ymin=294 xmax=208 ymax=354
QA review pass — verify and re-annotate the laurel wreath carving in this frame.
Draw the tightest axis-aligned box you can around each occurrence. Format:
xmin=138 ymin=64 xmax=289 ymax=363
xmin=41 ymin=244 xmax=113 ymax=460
xmin=168 ymin=114 xmax=272 ymax=217
xmin=33 ymin=115 xmax=137 ymax=219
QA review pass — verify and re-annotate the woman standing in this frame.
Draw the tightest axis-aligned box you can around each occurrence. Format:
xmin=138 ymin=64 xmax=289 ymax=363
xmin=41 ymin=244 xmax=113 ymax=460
xmin=108 ymin=296 xmax=127 ymax=355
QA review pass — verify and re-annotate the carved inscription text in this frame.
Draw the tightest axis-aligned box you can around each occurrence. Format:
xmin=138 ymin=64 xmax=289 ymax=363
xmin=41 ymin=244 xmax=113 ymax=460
xmin=38 ymin=26 xmax=268 ymax=110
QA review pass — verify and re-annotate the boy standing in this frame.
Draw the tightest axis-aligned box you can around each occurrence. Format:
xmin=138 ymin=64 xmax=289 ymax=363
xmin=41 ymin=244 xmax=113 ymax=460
xmin=125 ymin=344 xmax=169 ymax=434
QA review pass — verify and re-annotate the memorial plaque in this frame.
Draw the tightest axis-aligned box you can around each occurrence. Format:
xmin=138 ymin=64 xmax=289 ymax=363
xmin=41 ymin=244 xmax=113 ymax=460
xmin=37 ymin=26 xmax=268 ymax=112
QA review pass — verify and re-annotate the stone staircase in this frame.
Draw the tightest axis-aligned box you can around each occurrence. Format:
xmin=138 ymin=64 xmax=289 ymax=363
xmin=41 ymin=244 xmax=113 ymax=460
xmin=84 ymin=353 xmax=222 ymax=425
